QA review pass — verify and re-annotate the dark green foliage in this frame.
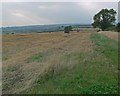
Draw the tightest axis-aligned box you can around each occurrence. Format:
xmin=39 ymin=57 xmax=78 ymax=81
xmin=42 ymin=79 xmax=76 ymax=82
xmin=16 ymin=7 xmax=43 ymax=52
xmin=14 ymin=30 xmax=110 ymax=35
xmin=11 ymin=32 xmax=15 ymax=34
xmin=77 ymin=30 xmax=80 ymax=32
xmin=116 ymin=23 xmax=120 ymax=32
xmin=64 ymin=26 xmax=72 ymax=33
xmin=104 ymin=26 xmax=117 ymax=31
xmin=92 ymin=9 xmax=117 ymax=31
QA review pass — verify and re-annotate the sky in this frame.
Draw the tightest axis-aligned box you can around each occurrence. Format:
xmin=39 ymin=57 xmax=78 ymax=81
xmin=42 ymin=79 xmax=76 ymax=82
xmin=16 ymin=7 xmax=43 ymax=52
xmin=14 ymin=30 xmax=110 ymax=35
xmin=118 ymin=1 xmax=120 ymax=23
xmin=1 ymin=1 xmax=119 ymax=27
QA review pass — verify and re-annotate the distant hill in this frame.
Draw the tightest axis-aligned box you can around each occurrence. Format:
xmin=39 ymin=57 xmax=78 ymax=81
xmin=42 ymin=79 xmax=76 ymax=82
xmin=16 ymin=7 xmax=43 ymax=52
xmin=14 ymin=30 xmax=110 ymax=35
xmin=2 ymin=24 xmax=92 ymax=34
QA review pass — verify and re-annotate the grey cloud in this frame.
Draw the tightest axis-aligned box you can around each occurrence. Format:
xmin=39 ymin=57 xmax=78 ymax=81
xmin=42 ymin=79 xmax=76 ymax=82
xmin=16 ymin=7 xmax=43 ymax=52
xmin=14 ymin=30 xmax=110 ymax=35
xmin=2 ymin=2 xmax=118 ymax=26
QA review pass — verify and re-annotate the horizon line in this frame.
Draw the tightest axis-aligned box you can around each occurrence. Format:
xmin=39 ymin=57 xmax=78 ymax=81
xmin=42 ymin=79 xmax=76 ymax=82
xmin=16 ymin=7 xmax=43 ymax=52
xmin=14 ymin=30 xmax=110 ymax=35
xmin=1 ymin=23 xmax=92 ymax=28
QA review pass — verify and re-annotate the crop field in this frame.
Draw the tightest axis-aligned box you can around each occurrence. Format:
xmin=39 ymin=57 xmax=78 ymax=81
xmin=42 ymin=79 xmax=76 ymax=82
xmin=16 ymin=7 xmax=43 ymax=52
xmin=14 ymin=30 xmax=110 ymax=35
xmin=2 ymin=31 xmax=119 ymax=94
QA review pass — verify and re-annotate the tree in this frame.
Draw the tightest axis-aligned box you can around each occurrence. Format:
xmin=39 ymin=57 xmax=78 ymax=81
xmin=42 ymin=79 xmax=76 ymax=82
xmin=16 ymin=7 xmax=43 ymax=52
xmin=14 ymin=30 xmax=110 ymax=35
xmin=92 ymin=9 xmax=117 ymax=31
xmin=117 ymin=23 xmax=120 ymax=32
xmin=64 ymin=26 xmax=72 ymax=33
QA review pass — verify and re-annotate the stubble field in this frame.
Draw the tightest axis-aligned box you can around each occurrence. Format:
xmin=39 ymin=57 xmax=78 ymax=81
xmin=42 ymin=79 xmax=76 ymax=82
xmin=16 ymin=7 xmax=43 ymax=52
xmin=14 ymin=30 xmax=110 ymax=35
xmin=2 ymin=31 xmax=118 ymax=94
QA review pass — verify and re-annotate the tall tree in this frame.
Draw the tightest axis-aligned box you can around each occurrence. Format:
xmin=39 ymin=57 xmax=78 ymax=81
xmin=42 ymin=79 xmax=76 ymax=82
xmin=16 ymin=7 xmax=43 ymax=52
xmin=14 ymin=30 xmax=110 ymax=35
xmin=92 ymin=9 xmax=117 ymax=31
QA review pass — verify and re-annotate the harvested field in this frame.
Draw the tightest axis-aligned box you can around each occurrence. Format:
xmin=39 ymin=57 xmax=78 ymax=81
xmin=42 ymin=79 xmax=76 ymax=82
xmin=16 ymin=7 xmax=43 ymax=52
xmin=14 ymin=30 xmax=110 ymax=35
xmin=2 ymin=32 xmax=118 ymax=94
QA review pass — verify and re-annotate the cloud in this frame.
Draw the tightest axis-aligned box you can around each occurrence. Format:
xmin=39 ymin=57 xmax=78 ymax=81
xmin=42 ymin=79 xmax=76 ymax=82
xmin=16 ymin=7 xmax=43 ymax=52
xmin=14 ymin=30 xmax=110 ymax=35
xmin=1 ymin=0 xmax=119 ymax=2
xmin=77 ymin=2 xmax=99 ymax=11
xmin=12 ymin=12 xmax=25 ymax=17
xmin=38 ymin=5 xmax=46 ymax=9
xmin=2 ymin=2 xmax=118 ymax=27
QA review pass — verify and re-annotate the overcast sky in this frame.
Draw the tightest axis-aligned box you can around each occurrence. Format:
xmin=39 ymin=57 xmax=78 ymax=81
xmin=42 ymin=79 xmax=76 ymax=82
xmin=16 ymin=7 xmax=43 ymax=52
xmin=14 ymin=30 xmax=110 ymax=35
xmin=2 ymin=2 xmax=118 ymax=27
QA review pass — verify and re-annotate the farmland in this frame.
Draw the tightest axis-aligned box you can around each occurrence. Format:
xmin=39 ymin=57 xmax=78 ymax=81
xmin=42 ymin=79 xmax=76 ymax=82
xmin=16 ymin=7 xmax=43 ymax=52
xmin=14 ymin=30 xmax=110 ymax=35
xmin=2 ymin=31 xmax=118 ymax=94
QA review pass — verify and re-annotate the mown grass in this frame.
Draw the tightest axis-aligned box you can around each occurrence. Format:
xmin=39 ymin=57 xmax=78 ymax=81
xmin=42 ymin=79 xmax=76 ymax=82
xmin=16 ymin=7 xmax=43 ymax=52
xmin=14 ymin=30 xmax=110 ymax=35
xmin=91 ymin=33 xmax=118 ymax=64
xmin=23 ymin=33 xmax=118 ymax=94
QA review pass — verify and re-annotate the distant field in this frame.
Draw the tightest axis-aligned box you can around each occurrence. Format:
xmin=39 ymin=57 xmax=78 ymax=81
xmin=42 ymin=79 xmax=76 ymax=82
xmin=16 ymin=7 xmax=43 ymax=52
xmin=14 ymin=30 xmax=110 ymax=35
xmin=2 ymin=31 xmax=118 ymax=94
xmin=2 ymin=24 xmax=92 ymax=34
